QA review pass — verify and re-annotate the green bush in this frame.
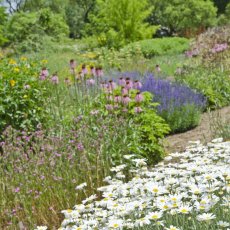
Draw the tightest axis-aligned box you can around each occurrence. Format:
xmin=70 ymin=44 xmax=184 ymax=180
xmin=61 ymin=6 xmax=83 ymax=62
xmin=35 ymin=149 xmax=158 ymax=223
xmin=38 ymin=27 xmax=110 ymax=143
xmin=176 ymin=66 xmax=230 ymax=108
xmin=0 ymin=57 xmax=49 ymax=132
xmin=6 ymin=9 xmax=69 ymax=53
xmin=124 ymin=37 xmax=190 ymax=58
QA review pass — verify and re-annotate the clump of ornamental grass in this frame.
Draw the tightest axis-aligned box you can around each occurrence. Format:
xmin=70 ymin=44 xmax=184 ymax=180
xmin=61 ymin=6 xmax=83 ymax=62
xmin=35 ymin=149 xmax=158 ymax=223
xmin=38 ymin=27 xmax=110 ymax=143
xmin=47 ymin=138 xmax=230 ymax=230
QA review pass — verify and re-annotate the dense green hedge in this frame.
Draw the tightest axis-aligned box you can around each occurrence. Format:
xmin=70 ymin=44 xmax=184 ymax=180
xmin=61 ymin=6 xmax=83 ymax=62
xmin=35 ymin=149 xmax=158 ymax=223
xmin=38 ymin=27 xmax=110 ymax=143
xmin=124 ymin=37 xmax=189 ymax=58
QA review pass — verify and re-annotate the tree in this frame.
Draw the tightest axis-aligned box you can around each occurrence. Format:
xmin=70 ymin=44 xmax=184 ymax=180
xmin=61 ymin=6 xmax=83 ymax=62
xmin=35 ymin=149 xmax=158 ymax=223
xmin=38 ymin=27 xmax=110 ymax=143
xmin=0 ymin=3 xmax=7 ymax=46
xmin=148 ymin=0 xmax=217 ymax=36
xmin=212 ymin=0 xmax=230 ymax=15
xmin=65 ymin=0 xmax=96 ymax=38
xmin=89 ymin=0 xmax=157 ymax=48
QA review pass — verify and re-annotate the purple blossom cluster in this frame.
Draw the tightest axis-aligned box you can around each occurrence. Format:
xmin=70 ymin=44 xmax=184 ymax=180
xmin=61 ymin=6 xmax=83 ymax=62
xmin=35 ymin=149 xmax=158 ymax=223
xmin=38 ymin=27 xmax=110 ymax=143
xmin=141 ymin=74 xmax=207 ymax=113
xmin=100 ymin=77 xmax=143 ymax=113
xmin=211 ymin=43 xmax=228 ymax=53
xmin=185 ymin=49 xmax=199 ymax=57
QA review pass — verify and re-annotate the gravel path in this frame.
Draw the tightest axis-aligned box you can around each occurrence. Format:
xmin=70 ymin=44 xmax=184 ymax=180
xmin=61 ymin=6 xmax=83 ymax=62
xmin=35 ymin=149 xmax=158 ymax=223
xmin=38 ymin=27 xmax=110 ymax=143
xmin=164 ymin=106 xmax=230 ymax=153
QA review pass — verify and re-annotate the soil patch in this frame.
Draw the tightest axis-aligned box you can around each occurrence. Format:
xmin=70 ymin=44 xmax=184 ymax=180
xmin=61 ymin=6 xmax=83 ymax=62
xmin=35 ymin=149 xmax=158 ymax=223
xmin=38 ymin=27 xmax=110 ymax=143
xmin=164 ymin=106 xmax=230 ymax=153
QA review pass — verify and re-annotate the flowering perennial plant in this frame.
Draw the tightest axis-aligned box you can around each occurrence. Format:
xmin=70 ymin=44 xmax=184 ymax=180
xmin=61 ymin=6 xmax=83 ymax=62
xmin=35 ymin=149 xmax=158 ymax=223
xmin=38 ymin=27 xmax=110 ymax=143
xmin=141 ymin=74 xmax=206 ymax=133
xmin=58 ymin=138 xmax=230 ymax=230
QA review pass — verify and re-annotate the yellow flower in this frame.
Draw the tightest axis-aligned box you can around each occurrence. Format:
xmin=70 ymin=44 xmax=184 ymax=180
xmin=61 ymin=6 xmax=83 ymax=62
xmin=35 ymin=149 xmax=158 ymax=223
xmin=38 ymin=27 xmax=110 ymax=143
xmin=10 ymin=80 xmax=16 ymax=87
xmin=23 ymin=95 xmax=28 ymax=99
xmin=13 ymin=67 xmax=20 ymax=73
xmin=41 ymin=59 xmax=48 ymax=64
xmin=9 ymin=59 xmax=17 ymax=65
xmin=20 ymin=56 xmax=27 ymax=61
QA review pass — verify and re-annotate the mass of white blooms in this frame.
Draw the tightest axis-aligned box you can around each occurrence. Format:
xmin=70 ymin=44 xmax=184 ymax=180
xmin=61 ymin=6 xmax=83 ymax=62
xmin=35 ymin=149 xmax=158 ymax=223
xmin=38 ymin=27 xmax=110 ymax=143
xmin=39 ymin=138 xmax=230 ymax=230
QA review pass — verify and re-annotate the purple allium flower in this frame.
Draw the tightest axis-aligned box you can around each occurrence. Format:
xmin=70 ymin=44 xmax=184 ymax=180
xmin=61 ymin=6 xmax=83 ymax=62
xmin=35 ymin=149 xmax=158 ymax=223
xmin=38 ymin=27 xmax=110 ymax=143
xmin=135 ymin=92 xmax=144 ymax=103
xmin=51 ymin=74 xmax=59 ymax=85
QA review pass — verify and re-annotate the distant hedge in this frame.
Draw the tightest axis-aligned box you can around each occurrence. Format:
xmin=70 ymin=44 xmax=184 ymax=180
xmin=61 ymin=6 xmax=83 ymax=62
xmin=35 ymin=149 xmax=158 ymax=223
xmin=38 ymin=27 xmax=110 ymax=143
xmin=124 ymin=37 xmax=189 ymax=58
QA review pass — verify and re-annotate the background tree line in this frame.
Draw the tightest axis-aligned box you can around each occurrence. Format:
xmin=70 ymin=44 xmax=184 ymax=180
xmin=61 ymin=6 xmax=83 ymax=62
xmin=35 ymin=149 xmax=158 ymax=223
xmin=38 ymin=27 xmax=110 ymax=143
xmin=0 ymin=0 xmax=230 ymax=50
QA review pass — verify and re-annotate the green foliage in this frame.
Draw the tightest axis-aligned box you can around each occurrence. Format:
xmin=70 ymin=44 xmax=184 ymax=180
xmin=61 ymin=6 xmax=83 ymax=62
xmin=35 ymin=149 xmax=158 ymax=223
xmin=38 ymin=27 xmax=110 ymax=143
xmin=6 ymin=9 xmax=69 ymax=52
xmin=93 ymin=87 xmax=170 ymax=163
xmin=176 ymin=67 xmax=230 ymax=108
xmin=0 ymin=5 xmax=8 ymax=46
xmin=148 ymin=0 xmax=217 ymax=35
xmin=217 ymin=2 xmax=230 ymax=25
xmin=0 ymin=57 xmax=48 ymax=132
xmin=124 ymin=37 xmax=189 ymax=58
xmin=160 ymin=104 xmax=202 ymax=133
xmin=89 ymin=0 xmax=158 ymax=48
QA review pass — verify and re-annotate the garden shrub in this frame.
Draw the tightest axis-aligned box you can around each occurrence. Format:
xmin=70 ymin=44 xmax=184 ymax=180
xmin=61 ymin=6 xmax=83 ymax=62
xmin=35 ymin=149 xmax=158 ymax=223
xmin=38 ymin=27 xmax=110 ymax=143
xmin=6 ymin=9 xmax=69 ymax=53
xmin=175 ymin=66 xmax=230 ymax=108
xmin=0 ymin=57 xmax=49 ymax=132
xmin=62 ymin=74 xmax=169 ymax=163
xmin=124 ymin=37 xmax=189 ymax=58
xmin=142 ymin=74 xmax=206 ymax=133
xmin=186 ymin=25 xmax=230 ymax=70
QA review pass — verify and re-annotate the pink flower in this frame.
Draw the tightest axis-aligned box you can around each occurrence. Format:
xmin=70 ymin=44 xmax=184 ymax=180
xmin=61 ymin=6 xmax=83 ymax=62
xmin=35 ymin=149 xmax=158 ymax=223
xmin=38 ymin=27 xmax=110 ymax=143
xmin=133 ymin=80 xmax=142 ymax=90
xmin=77 ymin=143 xmax=84 ymax=152
xmin=121 ymin=87 xmax=128 ymax=95
xmin=90 ymin=66 xmax=96 ymax=76
xmin=122 ymin=108 xmax=128 ymax=113
xmin=125 ymin=78 xmax=133 ymax=89
xmin=64 ymin=78 xmax=71 ymax=85
xmin=156 ymin=64 xmax=161 ymax=72
xmin=96 ymin=67 xmax=103 ymax=77
xmin=122 ymin=95 xmax=131 ymax=105
xmin=86 ymin=79 xmax=95 ymax=86
xmin=39 ymin=68 xmax=49 ymax=80
xmin=118 ymin=77 xmax=126 ymax=86
xmin=114 ymin=95 xmax=122 ymax=103
xmin=134 ymin=107 xmax=143 ymax=113
xmin=14 ymin=187 xmax=20 ymax=193
xmin=51 ymin=74 xmax=59 ymax=84
xmin=69 ymin=59 xmax=76 ymax=70
xmin=105 ymin=104 xmax=113 ymax=110
xmin=108 ymin=80 xmax=117 ymax=90
xmin=135 ymin=92 xmax=144 ymax=103
xmin=100 ymin=81 xmax=108 ymax=89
